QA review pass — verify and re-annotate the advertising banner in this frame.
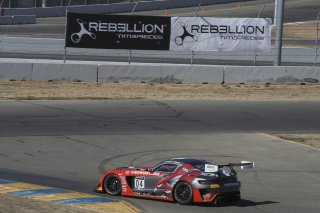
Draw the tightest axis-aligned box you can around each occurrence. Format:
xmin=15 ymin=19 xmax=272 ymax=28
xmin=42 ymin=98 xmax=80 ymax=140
xmin=65 ymin=13 xmax=271 ymax=52
xmin=170 ymin=17 xmax=272 ymax=52
xmin=65 ymin=13 xmax=171 ymax=50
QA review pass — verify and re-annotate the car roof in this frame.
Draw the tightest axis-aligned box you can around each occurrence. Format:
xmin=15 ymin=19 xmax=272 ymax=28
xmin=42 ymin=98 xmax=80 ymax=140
xmin=167 ymin=158 xmax=210 ymax=164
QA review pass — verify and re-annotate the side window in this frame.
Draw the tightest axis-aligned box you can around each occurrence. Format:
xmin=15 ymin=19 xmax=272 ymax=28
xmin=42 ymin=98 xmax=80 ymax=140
xmin=153 ymin=164 xmax=178 ymax=173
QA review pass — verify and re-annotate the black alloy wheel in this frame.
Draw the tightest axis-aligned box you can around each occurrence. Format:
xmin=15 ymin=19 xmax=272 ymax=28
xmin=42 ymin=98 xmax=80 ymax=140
xmin=104 ymin=174 xmax=122 ymax=195
xmin=174 ymin=182 xmax=193 ymax=205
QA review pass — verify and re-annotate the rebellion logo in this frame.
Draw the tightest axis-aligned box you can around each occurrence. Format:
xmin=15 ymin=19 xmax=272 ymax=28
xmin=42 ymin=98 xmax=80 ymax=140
xmin=71 ymin=18 xmax=166 ymax=43
xmin=174 ymin=21 xmax=266 ymax=46
xmin=71 ymin=19 xmax=96 ymax=44
xmin=175 ymin=22 xmax=198 ymax=46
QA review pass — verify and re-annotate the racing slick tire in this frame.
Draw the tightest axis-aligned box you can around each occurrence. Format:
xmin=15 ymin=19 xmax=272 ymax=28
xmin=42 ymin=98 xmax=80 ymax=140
xmin=174 ymin=182 xmax=193 ymax=205
xmin=103 ymin=174 xmax=122 ymax=195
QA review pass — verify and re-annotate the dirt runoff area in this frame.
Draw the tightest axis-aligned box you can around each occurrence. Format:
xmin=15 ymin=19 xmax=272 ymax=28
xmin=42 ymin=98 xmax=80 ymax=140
xmin=0 ymin=194 xmax=96 ymax=213
xmin=1 ymin=81 xmax=320 ymax=101
xmin=272 ymin=134 xmax=320 ymax=150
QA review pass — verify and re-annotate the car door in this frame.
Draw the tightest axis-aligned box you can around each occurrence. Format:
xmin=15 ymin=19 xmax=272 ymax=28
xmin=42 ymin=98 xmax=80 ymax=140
xmin=143 ymin=163 xmax=178 ymax=194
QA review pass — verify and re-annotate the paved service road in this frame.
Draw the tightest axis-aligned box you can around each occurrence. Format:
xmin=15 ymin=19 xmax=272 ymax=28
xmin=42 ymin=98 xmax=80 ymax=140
xmin=0 ymin=100 xmax=320 ymax=213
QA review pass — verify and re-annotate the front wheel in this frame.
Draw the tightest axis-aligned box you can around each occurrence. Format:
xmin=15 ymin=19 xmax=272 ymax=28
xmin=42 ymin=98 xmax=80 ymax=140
xmin=174 ymin=182 xmax=193 ymax=205
xmin=103 ymin=174 xmax=122 ymax=195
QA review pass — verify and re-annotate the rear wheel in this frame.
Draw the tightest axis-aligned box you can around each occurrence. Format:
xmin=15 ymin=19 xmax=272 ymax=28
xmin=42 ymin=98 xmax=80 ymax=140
xmin=174 ymin=182 xmax=193 ymax=205
xmin=103 ymin=174 xmax=122 ymax=195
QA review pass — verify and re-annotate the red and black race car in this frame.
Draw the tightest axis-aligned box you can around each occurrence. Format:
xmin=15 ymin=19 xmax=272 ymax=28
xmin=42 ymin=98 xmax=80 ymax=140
xmin=95 ymin=158 xmax=254 ymax=205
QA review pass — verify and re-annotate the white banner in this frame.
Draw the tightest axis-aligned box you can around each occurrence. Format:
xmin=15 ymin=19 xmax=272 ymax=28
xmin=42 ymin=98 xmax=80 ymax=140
xmin=170 ymin=17 xmax=272 ymax=52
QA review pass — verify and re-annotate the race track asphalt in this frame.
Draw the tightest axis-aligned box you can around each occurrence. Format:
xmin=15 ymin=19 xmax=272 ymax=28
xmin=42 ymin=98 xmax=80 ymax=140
xmin=0 ymin=100 xmax=320 ymax=213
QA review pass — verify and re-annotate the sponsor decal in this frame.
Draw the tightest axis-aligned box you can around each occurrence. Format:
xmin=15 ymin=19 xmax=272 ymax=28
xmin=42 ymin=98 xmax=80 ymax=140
xmin=182 ymin=167 xmax=189 ymax=172
xmin=189 ymin=24 xmax=266 ymax=41
xmin=120 ymin=176 xmax=127 ymax=192
xmin=134 ymin=177 xmax=145 ymax=189
xmin=71 ymin=19 xmax=96 ymax=43
xmin=204 ymin=164 xmax=219 ymax=173
xmin=170 ymin=17 xmax=271 ymax=52
xmin=129 ymin=170 xmax=161 ymax=176
xmin=66 ymin=13 xmax=270 ymax=52
xmin=66 ymin=13 xmax=171 ymax=50
xmin=175 ymin=22 xmax=198 ymax=46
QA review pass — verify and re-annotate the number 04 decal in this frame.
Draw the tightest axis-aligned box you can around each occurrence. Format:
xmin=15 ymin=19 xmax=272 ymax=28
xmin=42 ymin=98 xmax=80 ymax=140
xmin=134 ymin=177 xmax=145 ymax=189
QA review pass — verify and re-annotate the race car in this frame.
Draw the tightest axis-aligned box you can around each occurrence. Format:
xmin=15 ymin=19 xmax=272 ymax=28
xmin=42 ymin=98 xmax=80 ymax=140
xmin=95 ymin=158 xmax=254 ymax=205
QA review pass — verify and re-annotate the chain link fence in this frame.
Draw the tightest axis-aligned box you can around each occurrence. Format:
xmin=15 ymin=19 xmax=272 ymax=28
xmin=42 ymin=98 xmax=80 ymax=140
xmin=0 ymin=0 xmax=143 ymax=8
xmin=0 ymin=0 xmax=319 ymax=66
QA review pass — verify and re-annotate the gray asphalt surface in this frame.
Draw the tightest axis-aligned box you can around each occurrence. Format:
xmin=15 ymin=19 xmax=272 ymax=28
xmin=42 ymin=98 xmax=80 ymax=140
xmin=1 ymin=100 xmax=320 ymax=137
xmin=0 ymin=100 xmax=320 ymax=213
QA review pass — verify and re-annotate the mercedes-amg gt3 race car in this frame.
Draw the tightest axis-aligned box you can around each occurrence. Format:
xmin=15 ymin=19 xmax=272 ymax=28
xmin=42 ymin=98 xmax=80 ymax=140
xmin=95 ymin=158 xmax=254 ymax=205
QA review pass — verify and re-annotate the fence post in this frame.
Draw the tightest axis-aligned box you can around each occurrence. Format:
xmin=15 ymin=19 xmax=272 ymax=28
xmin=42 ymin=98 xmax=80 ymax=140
xmin=128 ymin=1 xmax=139 ymax=64
xmin=191 ymin=1 xmax=202 ymax=65
xmin=0 ymin=0 xmax=4 ymax=15
xmin=63 ymin=0 xmax=72 ymax=63
xmin=315 ymin=10 xmax=320 ymax=66
xmin=254 ymin=5 xmax=265 ymax=65
xmin=273 ymin=0 xmax=285 ymax=66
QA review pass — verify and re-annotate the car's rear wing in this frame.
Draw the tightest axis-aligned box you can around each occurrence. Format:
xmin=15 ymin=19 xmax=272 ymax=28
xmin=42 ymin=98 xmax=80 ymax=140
xmin=219 ymin=161 xmax=254 ymax=176
xmin=219 ymin=161 xmax=255 ymax=170
xmin=204 ymin=161 xmax=254 ymax=175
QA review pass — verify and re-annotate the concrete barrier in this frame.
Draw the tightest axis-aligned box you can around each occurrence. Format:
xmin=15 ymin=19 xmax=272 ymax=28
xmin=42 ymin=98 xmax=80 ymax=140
xmin=224 ymin=66 xmax=320 ymax=84
xmin=224 ymin=66 xmax=287 ymax=84
xmin=162 ymin=65 xmax=224 ymax=83
xmin=98 ymin=64 xmax=163 ymax=83
xmin=285 ymin=66 xmax=320 ymax=84
xmin=3 ymin=0 xmax=252 ymax=17
xmin=12 ymin=15 xmax=36 ymax=24
xmin=0 ymin=16 xmax=13 ymax=25
xmin=0 ymin=62 xmax=33 ymax=81
xmin=0 ymin=59 xmax=318 ymax=84
xmin=98 ymin=63 xmax=224 ymax=83
xmin=32 ymin=63 xmax=98 ymax=81
xmin=0 ymin=15 xmax=36 ymax=25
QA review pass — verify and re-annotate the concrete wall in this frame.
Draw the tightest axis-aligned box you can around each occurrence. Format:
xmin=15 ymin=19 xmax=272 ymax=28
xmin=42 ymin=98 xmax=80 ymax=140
xmin=0 ymin=15 xmax=36 ymax=25
xmin=3 ymin=0 xmax=252 ymax=17
xmin=0 ymin=59 xmax=319 ymax=84
xmin=98 ymin=64 xmax=224 ymax=83
xmin=224 ymin=66 xmax=320 ymax=84
xmin=0 ymin=62 xmax=33 ymax=81
xmin=32 ymin=63 xmax=98 ymax=81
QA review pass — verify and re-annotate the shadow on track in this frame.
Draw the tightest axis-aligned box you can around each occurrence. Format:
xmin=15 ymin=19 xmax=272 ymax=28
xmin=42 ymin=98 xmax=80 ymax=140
xmin=198 ymin=199 xmax=278 ymax=208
